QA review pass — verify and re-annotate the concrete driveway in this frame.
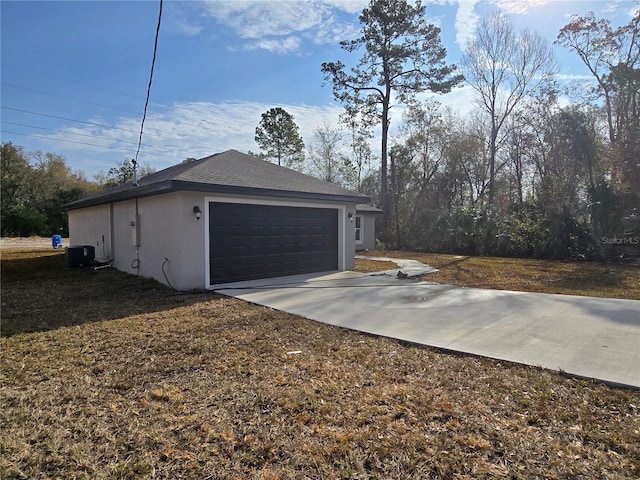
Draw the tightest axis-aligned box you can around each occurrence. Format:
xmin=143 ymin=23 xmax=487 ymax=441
xmin=215 ymin=265 xmax=640 ymax=388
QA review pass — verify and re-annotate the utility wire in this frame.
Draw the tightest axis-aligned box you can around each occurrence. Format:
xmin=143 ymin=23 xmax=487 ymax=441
xmin=2 ymin=6 xmax=241 ymax=160
xmin=0 ymin=105 xmax=216 ymax=149
xmin=0 ymin=129 xmax=188 ymax=161
xmin=2 ymin=120 xmax=142 ymax=146
xmin=0 ymin=120 xmax=193 ymax=158
xmin=1 ymin=62 xmax=174 ymax=107
xmin=1 ymin=62 xmax=144 ymax=101
xmin=135 ymin=0 xmax=163 ymax=167
xmin=2 ymin=82 xmax=236 ymax=146
xmin=1 ymin=82 xmax=143 ymax=116
xmin=2 ymin=106 xmax=142 ymax=134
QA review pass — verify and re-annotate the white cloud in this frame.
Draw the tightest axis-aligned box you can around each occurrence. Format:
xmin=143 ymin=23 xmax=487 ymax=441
xmin=491 ymin=0 xmax=551 ymax=15
xmin=320 ymin=0 xmax=368 ymax=14
xmin=452 ymin=0 xmax=556 ymax=47
xmin=555 ymin=73 xmax=595 ymax=82
xmin=198 ymin=0 xmax=362 ymax=52
xmin=164 ymin=2 xmax=204 ymax=36
xmin=455 ymin=0 xmax=479 ymax=48
xmin=202 ymin=1 xmax=328 ymax=39
xmin=165 ymin=15 xmax=203 ymax=36
xmin=41 ymin=80 xmax=485 ymax=177
xmin=45 ymin=101 xmax=345 ymax=175
xmin=40 ymin=88 xmax=484 ymax=178
xmin=600 ymin=0 xmax=639 ymax=15
xmin=63 ymin=87 xmax=483 ymax=175
xmin=312 ymin=17 xmax=361 ymax=45
xmin=420 ymin=84 xmax=478 ymax=116
xmin=248 ymin=36 xmax=302 ymax=54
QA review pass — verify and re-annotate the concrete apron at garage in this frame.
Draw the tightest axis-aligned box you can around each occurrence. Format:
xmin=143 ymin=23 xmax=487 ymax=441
xmin=215 ymin=268 xmax=640 ymax=388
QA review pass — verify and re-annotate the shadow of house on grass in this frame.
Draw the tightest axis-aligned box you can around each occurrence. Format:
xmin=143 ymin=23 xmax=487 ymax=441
xmin=1 ymin=252 xmax=220 ymax=337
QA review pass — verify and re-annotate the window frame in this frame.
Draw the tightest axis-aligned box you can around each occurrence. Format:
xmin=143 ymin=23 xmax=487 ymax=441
xmin=355 ymin=214 xmax=364 ymax=245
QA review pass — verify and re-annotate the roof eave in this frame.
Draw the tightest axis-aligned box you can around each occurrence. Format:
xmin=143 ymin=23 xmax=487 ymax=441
xmin=174 ymin=180 xmax=370 ymax=204
xmin=65 ymin=180 xmax=370 ymax=210
xmin=64 ymin=181 xmax=175 ymax=210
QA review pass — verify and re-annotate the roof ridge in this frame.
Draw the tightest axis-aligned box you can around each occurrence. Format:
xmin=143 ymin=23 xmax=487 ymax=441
xmin=64 ymin=149 xmax=369 ymax=210
xmin=137 ymin=153 xmax=213 ymax=184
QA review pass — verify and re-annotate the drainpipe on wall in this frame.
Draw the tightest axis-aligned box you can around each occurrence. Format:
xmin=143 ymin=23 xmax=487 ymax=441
xmin=131 ymin=198 xmax=141 ymax=276
xmin=109 ymin=203 xmax=115 ymax=261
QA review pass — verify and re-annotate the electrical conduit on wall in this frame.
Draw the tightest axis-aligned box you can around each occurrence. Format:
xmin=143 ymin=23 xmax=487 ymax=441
xmin=131 ymin=197 xmax=140 ymax=276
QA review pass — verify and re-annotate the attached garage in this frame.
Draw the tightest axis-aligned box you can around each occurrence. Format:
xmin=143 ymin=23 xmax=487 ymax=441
xmin=209 ymin=202 xmax=338 ymax=284
xmin=65 ymin=150 xmax=369 ymax=291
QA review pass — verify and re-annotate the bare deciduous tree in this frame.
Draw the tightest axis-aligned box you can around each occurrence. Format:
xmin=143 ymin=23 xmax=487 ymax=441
xmin=461 ymin=13 xmax=556 ymax=206
xmin=557 ymin=10 xmax=639 ymax=194
xmin=307 ymin=122 xmax=350 ymax=186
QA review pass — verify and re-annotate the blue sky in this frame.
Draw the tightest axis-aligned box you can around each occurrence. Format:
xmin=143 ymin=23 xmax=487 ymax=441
xmin=1 ymin=0 xmax=638 ymax=179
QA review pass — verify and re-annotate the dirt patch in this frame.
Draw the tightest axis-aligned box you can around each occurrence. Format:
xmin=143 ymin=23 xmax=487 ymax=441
xmin=0 ymin=236 xmax=68 ymax=249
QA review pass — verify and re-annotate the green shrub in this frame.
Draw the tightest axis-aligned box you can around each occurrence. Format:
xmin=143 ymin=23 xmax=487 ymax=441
xmin=1 ymin=205 xmax=49 ymax=237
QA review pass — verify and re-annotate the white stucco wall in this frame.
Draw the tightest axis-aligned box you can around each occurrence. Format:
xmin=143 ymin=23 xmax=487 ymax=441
xmin=109 ymin=192 xmax=206 ymax=291
xmin=139 ymin=191 xmax=206 ymax=291
xmin=111 ymin=199 xmax=137 ymax=275
xmin=360 ymin=213 xmax=378 ymax=251
xmin=68 ymin=191 xmax=357 ymax=291
xmin=68 ymin=204 xmax=112 ymax=259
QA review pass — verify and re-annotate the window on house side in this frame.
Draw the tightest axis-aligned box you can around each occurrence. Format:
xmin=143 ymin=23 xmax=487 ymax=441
xmin=355 ymin=215 xmax=363 ymax=244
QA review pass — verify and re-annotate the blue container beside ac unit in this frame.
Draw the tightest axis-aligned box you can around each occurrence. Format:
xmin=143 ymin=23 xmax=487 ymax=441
xmin=52 ymin=234 xmax=62 ymax=249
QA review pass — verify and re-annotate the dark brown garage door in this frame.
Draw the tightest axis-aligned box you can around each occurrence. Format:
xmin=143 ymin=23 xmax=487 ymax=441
xmin=209 ymin=202 xmax=338 ymax=284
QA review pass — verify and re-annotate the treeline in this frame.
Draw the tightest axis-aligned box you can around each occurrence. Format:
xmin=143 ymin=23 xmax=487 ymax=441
xmin=0 ymin=143 xmax=156 ymax=237
xmin=314 ymin=2 xmax=639 ymax=261
xmin=0 ymin=142 xmax=100 ymax=237
xmin=3 ymin=1 xmax=638 ymax=262
xmin=363 ymin=99 xmax=638 ymax=260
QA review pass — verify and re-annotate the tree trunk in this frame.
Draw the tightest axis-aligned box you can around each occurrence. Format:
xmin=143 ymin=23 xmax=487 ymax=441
xmin=389 ymin=150 xmax=401 ymax=248
xmin=380 ymin=85 xmax=391 ymax=241
xmin=488 ymin=116 xmax=498 ymax=206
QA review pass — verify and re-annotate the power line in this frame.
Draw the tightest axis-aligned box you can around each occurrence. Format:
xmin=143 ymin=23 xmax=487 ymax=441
xmin=1 ymin=81 xmax=234 ymax=139
xmin=2 ymin=120 xmax=141 ymax=145
xmin=0 ymin=129 xmax=188 ymax=161
xmin=134 ymin=0 xmax=163 ymax=168
xmin=0 ymin=105 xmax=217 ymax=149
xmin=2 ymin=105 xmax=151 ymax=136
xmin=1 ymin=82 xmax=143 ymax=116
xmin=1 ymin=62 xmax=145 ymax=102
xmin=1 ymin=62 xmax=216 ymax=117
xmin=0 ymin=120 xmax=192 ymax=157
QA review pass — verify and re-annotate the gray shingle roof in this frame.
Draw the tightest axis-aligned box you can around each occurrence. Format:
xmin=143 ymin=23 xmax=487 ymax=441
xmin=65 ymin=150 xmax=370 ymax=210
xmin=356 ymin=204 xmax=383 ymax=213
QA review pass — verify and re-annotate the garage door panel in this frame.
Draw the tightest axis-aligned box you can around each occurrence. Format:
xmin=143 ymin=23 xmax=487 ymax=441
xmin=209 ymin=202 xmax=338 ymax=284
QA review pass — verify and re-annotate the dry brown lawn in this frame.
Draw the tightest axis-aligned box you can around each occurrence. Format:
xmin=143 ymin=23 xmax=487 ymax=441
xmin=2 ymin=248 xmax=639 ymax=479
xmin=356 ymin=251 xmax=640 ymax=300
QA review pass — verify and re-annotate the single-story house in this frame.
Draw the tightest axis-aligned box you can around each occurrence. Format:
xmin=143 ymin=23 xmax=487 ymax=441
xmin=65 ymin=149 xmax=370 ymax=290
xmin=355 ymin=204 xmax=383 ymax=251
